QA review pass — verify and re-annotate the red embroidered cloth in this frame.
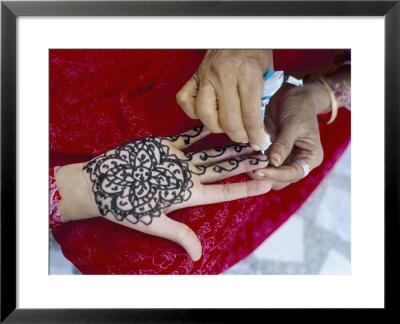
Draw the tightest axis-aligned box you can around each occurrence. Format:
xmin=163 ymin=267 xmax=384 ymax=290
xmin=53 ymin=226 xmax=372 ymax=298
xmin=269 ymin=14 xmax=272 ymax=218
xmin=50 ymin=49 xmax=350 ymax=274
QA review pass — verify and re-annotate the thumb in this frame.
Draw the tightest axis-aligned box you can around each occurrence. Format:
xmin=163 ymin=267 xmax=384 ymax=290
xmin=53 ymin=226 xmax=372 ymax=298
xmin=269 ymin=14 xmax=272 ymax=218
xmin=268 ymin=126 xmax=297 ymax=167
xmin=176 ymin=75 xmax=199 ymax=119
xmin=152 ymin=216 xmax=202 ymax=262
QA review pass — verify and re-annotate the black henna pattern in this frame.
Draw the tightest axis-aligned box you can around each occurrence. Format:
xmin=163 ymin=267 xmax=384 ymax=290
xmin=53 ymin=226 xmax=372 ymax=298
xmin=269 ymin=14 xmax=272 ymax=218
xmin=84 ymin=137 xmax=194 ymax=225
xmin=182 ymin=143 xmax=251 ymax=162
xmin=167 ymin=125 xmax=204 ymax=146
xmin=193 ymin=156 xmax=268 ymax=175
xmin=84 ymin=126 xmax=268 ymax=225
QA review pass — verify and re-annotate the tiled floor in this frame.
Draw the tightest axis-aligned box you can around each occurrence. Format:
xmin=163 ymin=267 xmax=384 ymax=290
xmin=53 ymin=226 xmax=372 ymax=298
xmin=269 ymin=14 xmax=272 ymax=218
xmin=50 ymin=145 xmax=351 ymax=275
xmin=224 ymin=145 xmax=351 ymax=275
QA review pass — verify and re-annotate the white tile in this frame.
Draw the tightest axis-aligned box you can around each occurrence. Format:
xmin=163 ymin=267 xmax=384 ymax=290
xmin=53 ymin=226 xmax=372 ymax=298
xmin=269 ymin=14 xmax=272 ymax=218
xmin=223 ymin=260 xmax=252 ymax=275
xmin=316 ymin=184 xmax=351 ymax=242
xmin=49 ymin=248 xmax=75 ymax=275
xmin=319 ymin=249 xmax=351 ymax=275
xmin=251 ymin=215 xmax=304 ymax=263
xmin=332 ymin=145 xmax=351 ymax=178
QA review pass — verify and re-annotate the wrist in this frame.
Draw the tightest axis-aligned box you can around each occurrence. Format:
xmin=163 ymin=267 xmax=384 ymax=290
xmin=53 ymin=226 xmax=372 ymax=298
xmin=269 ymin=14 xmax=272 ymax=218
xmin=55 ymin=162 xmax=99 ymax=221
xmin=283 ymin=82 xmax=331 ymax=116
xmin=303 ymin=82 xmax=332 ymax=115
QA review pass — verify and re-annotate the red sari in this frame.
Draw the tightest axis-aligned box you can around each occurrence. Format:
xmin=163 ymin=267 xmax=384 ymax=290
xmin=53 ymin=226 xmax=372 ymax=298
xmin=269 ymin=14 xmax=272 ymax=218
xmin=50 ymin=49 xmax=350 ymax=274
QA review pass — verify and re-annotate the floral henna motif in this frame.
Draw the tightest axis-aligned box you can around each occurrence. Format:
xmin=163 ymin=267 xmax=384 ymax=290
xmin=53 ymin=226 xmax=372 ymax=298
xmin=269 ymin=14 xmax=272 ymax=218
xmin=84 ymin=138 xmax=194 ymax=225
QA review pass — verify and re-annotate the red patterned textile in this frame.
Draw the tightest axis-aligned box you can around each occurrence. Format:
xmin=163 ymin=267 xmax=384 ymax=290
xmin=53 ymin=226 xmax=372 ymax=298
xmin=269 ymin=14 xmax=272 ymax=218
xmin=49 ymin=166 xmax=66 ymax=230
xmin=50 ymin=49 xmax=350 ymax=274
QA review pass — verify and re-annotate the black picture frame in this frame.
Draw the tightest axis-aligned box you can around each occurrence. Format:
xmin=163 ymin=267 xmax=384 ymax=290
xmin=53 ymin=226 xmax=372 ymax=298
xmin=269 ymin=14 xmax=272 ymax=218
xmin=1 ymin=0 xmax=399 ymax=322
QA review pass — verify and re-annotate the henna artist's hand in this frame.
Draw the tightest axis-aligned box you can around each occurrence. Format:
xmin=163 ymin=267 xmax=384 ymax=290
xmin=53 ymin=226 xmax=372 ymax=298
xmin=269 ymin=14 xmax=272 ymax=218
xmin=176 ymin=50 xmax=274 ymax=151
xmin=248 ymin=83 xmax=330 ymax=190
xmin=55 ymin=126 xmax=271 ymax=261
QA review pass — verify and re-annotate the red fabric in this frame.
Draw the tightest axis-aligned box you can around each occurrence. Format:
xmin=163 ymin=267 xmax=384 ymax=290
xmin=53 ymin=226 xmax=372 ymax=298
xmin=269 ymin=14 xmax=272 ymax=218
xmin=50 ymin=49 xmax=350 ymax=274
xmin=49 ymin=166 xmax=63 ymax=230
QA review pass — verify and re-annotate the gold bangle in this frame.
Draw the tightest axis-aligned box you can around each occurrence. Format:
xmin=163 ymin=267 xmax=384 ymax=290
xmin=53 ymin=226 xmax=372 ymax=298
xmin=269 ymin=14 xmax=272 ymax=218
xmin=318 ymin=76 xmax=338 ymax=124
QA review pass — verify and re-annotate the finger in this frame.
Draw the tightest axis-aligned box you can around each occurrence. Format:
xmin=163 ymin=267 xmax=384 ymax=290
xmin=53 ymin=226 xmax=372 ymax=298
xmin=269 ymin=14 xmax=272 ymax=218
xmin=253 ymin=162 xmax=308 ymax=183
xmin=203 ymin=179 xmax=272 ymax=204
xmin=169 ymin=125 xmax=211 ymax=150
xmin=176 ymin=76 xmax=199 ymax=119
xmin=271 ymin=181 xmax=291 ymax=190
xmin=290 ymin=137 xmax=324 ymax=170
xmin=217 ymin=84 xmax=249 ymax=143
xmin=105 ymin=213 xmax=202 ymax=262
xmin=247 ymin=170 xmax=290 ymax=190
xmin=238 ymin=77 xmax=265 ymax=150
xmin=195 ymin=82 xmax=223 ymax=133
xmin=267 ymin=125 xmax=297 ymax=167
xmin=151 ymin=216 xmax=202 ymax=262
xmin=253 ymin=138 xmax=323 ymax=183
xmin=186 ymin=143 xmax=253 ymax=166
xmin=199 ymin=155 xmax=269 ymax=183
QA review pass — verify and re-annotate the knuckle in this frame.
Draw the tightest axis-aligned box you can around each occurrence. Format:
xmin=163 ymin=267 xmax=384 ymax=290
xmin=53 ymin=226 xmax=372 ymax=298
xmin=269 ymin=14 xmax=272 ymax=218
xmin=275 ymin=137 xmax=291 ymax=148
xmin=241 ymin=60 xmax=262 ymax=76
xmin=243 ymin=182 xmax=251 ymax=197
xmin=241 ymin=111 xmax=259 ymax=123
xmin=213 ymin=59 xmax=233 ymax=71
xmin=251 ymin=180 xmax=264 ymax=194
xmin=222 ymin=184 xmax=231 ymax=201
xmin=273 ymin=138 xmax=292 ymax=156
xmin=315 ymin=149 xmax=324 ymax=167
xmin=213 ymin=62 xmax=234 ymax=80
xmin=176 ymin=91 xmax=186 ymax=105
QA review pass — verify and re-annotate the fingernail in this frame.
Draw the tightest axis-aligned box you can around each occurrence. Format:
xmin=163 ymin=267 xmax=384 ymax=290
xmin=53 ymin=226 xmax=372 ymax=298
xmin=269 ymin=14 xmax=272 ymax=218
xmin=254 ymin=171 xmax=266 ymax=178
xmin=270 ymin=153 xmax=281 ymax=167
xmin=251 ymin=144 xmax=261 ymax=151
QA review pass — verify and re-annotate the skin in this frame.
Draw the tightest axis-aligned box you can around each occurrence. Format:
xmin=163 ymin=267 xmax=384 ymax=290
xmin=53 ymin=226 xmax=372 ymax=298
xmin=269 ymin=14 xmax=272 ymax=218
xmin=248 ymin=66 xmax=351 ymax=190
xmin=176 ymin=49 xmax=274 ymax=151
xmin=55 ymin=126 xmax=272 ymax=262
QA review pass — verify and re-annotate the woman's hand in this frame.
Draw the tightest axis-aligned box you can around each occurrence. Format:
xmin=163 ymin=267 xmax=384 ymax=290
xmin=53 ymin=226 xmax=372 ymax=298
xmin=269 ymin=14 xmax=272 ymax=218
xmin=249 ymin=82 xmax=331 ymax=190
xmin=55 ymin=126 xmax=271 ymax=261
xmin=176 ymin=50 xmax=274 ymax=151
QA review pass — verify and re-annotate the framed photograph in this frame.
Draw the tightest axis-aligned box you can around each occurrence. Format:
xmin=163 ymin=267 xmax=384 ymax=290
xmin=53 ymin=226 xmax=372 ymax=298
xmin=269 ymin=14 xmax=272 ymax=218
xmin=1 ymin=0 xmax=398 ymax=321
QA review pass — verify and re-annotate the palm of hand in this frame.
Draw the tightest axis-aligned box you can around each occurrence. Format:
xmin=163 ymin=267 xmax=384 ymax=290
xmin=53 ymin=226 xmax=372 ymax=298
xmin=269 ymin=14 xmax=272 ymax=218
xmin=85 ymin=136 xmax=198 ymax=225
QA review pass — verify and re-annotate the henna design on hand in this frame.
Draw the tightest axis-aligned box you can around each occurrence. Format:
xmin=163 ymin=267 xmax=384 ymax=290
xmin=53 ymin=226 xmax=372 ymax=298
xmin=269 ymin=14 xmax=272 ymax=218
xmin=84 ymin=137 xmax=194 ymax=225
xmin=182 ymin=143 xmax=250 ymax=162
xmin=194 ymin=156 xmax=268 ymax=175
xmin=167 ymin=125 xmax=204 ymax=146
xmin=84 ymin=126 xmax=268 ymax=225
